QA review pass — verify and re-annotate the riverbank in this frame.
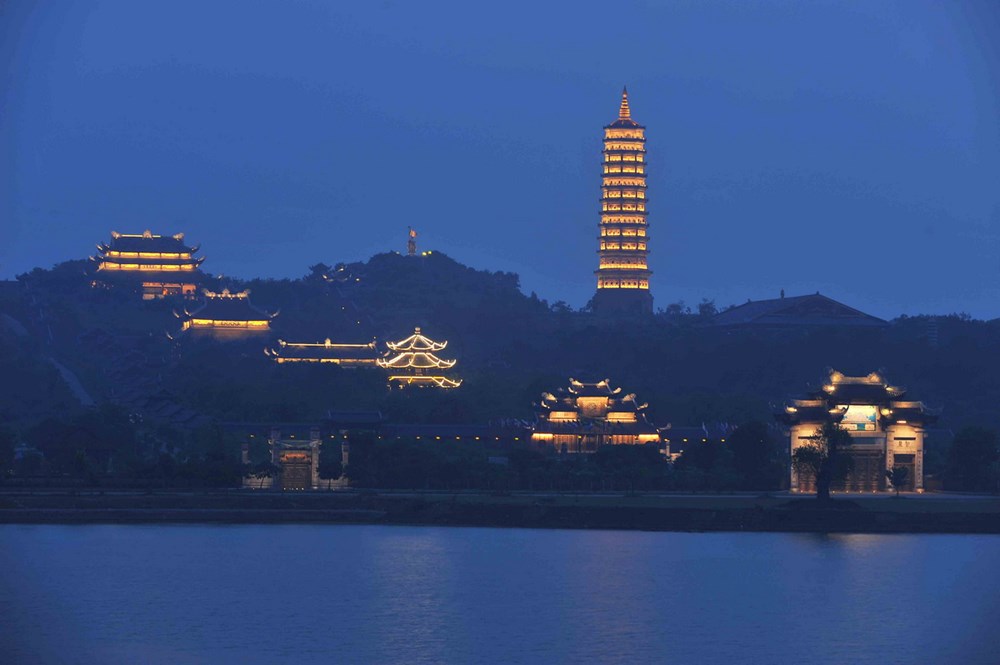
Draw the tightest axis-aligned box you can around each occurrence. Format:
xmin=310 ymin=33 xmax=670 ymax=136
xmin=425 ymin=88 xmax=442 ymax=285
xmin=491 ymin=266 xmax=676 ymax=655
xmin=2 ymin=490 xmax=999 ymax=533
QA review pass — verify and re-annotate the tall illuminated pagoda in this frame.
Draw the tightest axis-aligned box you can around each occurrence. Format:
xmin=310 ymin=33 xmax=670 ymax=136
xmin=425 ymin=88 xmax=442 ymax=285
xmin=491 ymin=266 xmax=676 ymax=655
xmin=592 ymin=88 xmax=653 ymax=315
xmin=378 ymin=327 xmax=461 ymax=388
xmin=92 ymin=230 xmax=205 ymax=299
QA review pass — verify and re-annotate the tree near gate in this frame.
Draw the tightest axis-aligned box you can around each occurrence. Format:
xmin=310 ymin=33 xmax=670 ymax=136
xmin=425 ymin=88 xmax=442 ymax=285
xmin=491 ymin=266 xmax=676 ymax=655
xmin=885 ymin=466 xmax=908 ymax=497
xmin=728 ymin=421 xmax=783 ymax=490
xmin=792 ymin=422 xmax=854 ymax=501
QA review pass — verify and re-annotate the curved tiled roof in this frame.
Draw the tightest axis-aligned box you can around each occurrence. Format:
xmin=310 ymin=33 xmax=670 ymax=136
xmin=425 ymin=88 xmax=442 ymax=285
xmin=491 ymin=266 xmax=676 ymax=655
xmin=711 ymin=293 xmax=887 ymax=327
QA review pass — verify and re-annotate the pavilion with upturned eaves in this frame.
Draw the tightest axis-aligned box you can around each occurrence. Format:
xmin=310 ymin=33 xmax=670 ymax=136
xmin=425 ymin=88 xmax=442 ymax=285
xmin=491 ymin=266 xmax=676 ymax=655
xmin=377 ymin=327 xmax=461 ymax=388
xmin=776 ymin=369 xmax=939 ymax=493
xmin=175 ymin=289 xmax=277 ymax=337
xmin=531 ymin=378 xmax=664 ymax=453
xmin=92 ymin=230 xmax=205 ymax=299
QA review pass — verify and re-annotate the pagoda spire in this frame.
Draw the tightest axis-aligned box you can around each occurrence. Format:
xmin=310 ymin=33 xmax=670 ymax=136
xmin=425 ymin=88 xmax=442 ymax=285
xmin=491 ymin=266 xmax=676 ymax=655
xmin=618 ymin=86 xmax=631 ymax=120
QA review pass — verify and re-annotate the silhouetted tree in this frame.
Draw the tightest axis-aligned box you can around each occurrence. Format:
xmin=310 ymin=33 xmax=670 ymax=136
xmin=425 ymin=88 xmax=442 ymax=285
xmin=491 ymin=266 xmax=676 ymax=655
xmin=792 ymin=422 xmax=853 ymax=501
xmin=661 ymin=301 xmax=688 ymax=319
xmin=885 ymin=466 xmax=908 ymax=496
xmin=318 ymin=440 xmax=343 ymax=480
xmin=550 ymin=301 xmax=573 ymax=314
xmin=946 ymin=427 xmax=999 ymax=492
xmin=674 ymin=439 xmax=738 ymax=491
xmin=697 ymin=298 xmax=717 ymax=319
xmin=306 ymin=262 xmax=332 ymax=281
xmin=0 ymin=426 xmax=15 ymax=479
xmin=728 ymin=421 xmax=782 ymax=490
xmin=251 ymin=461 xmax=280 ymax=489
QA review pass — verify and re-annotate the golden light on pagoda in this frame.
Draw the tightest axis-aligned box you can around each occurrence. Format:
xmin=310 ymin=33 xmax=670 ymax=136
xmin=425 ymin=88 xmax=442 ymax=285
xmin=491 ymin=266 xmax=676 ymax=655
xmin=531 ymin=377 xmax=663 ymax=452
xmin=592 ymin=88 xmax=654 ymax=314
xmin=92 ymin=230 xmax=205 ymax=299
xmin=378 ymin=327 xmax=462 ymax=388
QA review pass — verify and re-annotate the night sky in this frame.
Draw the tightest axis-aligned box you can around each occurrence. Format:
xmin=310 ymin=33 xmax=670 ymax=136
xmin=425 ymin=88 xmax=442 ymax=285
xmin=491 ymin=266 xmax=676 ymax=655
xmin=3 ymin=1 xmax=999 ymax=318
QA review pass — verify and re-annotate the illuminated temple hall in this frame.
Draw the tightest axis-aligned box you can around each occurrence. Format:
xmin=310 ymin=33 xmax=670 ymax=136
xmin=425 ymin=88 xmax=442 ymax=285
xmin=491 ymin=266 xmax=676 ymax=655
xmin=265 ymin=339 xmax=380 ymax=366
xmin=777 ymin=370 xmax=939 ymax=492
xmin=378 ymin=327 xmax=461 ymax=388
xmin=92 ymin=230 xmax=204 ymax=299
xmin=592 ymin=88 xmax=653 ymax=315
xmin=177 ymin=289 xmax=277 ymax=337
xmin=531 ymin=378 xmax=663 ymax=453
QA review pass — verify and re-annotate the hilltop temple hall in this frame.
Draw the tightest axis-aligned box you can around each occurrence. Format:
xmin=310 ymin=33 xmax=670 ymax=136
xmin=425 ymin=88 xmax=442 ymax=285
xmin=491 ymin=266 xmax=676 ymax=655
xmin=92 ymin=230 xmax=204 ymax=299
xmin=776 ymin=370 xmax=938 ymax=492
xmin=531 ymin=378 xmax=663 ymax=453
xmin=591 ymin=88 xmax=653 ymax=315
xmin=175 ymin=289 xmax=277 ymax=338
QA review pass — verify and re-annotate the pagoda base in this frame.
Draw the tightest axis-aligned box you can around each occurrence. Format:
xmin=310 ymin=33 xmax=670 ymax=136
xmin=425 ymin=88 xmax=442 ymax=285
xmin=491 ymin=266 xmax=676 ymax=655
xmin=591 ymin=289 xmax=653 ymax=316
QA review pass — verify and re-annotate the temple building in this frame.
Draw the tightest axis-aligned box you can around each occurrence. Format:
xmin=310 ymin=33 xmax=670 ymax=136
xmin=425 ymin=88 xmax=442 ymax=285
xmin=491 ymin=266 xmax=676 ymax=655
xmin=531 ymin=378 xmax=663 ymax=453
xmin=592 ymin=88 xmax=653 ymax=315
xmin=176 ymin=289 xmax=277 ymax=337
xmin=241 ymin=426 xmax=348 ymax=491
xmin=710 ymin=293 xmax=887 ymax=329
xmin=265 ymin=339 xmax=380 ymax=366
xmin=377 ymin=327 xmax=461 ymax=388
xmin=776 ymin=370 xmax=939 ymax=493
xmin=92 ymin=230 xmax=205 ymax=299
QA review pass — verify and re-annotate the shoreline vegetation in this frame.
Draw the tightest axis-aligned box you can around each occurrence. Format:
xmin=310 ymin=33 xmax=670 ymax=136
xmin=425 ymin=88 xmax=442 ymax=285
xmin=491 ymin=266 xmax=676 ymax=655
xmin=2 ymin=491 xmax=998 ymax=534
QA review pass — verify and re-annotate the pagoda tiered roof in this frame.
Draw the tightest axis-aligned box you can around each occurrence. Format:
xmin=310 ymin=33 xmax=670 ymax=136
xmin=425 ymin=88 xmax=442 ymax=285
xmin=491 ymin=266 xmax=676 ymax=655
xmin=378 ymin=327 xmax=461 ymax=388
xmin=379 ymin=351 xmax=456 ymax=370
xmin=776 ymin=369 xmax=939 ymax=428
xmin=533 ymin=377 xmax=661 ymax=450
xmin=92 ymin=230 xmax=205 ymax=299
xmin=384 ymin=328 xmax=449 ymax=353
xmin=542 ymin=378 xmax=649 ymax=414
xmin=98 ymin=230 xmax=202 ymax=255
xmin=811 ymin=370 xmax=905 ymax=403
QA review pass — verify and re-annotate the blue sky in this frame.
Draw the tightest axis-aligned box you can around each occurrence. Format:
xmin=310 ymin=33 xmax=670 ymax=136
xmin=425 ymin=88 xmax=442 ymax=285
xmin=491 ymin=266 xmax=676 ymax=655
xmin=3 ymin=0 xmax=999 ymax=318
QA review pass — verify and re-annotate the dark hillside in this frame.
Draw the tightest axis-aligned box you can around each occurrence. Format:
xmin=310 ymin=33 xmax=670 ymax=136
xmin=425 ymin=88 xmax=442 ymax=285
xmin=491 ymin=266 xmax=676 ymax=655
xmin=6 ymin=253 xmax=1000 ymax=437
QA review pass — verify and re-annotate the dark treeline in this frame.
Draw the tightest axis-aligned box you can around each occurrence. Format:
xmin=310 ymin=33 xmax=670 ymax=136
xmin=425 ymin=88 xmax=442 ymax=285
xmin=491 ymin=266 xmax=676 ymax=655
xmin=0 ymin=406 xmax=244 ymax=489
xmin=344 ymin=422 xmax=786 ymax=492
xmin=2 ymin=252 xmax=1000 ymax=492
xmin=4 ymin=411 xmax=996 ymax=494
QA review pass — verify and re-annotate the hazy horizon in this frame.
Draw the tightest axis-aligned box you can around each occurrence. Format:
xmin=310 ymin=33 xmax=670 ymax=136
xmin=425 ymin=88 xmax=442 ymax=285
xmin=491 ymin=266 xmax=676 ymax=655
xmin=3 ymin=1 xmax=999 ymax=319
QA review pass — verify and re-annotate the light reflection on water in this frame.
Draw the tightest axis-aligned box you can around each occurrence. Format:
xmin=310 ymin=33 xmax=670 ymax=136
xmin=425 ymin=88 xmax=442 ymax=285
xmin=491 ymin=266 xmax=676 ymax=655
xmin=1 ymin=525 xmax=998 ymax=664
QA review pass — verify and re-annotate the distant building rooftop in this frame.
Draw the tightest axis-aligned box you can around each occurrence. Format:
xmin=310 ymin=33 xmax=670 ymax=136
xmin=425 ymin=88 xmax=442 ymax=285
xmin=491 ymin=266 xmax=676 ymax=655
xmin=710 ymin=293 xmax=887 ymax=328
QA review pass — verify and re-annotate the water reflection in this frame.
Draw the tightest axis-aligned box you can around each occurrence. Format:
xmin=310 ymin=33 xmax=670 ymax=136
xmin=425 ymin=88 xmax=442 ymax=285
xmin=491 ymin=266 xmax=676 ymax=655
xmin=1 ymin=526 xmax=998 ymax=664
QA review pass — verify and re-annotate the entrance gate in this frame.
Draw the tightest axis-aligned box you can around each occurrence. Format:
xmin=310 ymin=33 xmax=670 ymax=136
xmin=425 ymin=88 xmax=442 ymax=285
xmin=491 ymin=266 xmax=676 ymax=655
xmin=280 ymin=452 xmax=312 ymax=490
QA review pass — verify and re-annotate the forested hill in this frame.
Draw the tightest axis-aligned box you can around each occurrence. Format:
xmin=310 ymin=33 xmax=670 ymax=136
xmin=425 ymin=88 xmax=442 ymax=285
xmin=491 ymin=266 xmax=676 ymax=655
xmin=3 ymin=251 xmax=1000 ymax=436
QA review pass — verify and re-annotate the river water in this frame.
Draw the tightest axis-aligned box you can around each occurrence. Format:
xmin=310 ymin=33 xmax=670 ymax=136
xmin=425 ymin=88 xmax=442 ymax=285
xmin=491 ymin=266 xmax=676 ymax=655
xmin=1 ymin=525 xmax=998 ymax=664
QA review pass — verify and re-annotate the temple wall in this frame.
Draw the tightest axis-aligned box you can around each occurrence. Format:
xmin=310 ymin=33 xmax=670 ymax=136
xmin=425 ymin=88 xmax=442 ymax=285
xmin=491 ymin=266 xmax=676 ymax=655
xmin=789 ymin=424 xmax=820 ymax=492
xmin=886 ymin=424 xmax=924 ymax=491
